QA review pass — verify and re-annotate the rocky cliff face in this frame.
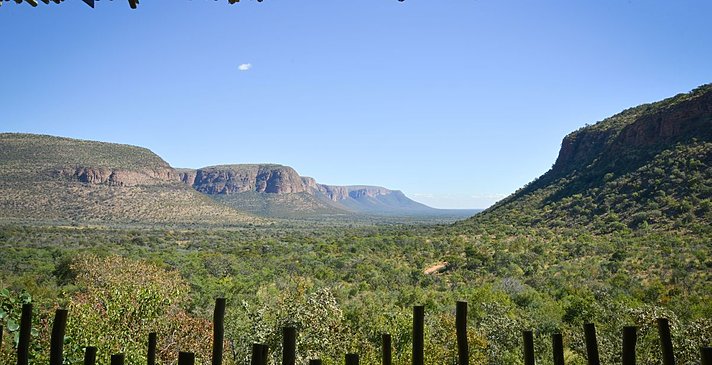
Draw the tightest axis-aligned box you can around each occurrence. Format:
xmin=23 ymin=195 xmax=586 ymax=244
xmin=57 ymin=166 xmax=178 ymax=186
xmin=184 ymin=165 xmax=400 ymax=201
xmin=553 ymin=129 xmax=615 ymax=174
xmin=610 ymin=89 xmax=712 ymax=150
xmin=317 ymin=185 xmax=394 ymax=201
xmin=185 ymin=165 xmax=308 ymax=195
xmin=301 ymin=177 xmax=393 ymax=201
xmin=301 ymin=176 xmax=319 ymax=191
xmin=0 ymin=133 xmax=259 ymax=225
xmin=470 ymin=83 xmax=712 ymax=231
xmin=552 ymin=85 xmax=712 ymax=175
xmin=178 ymin=164 xmax=404 ymax=202
xmin=180 ymin=164 xmax=436 ymax=215
xmin=177 ymin=169 xmax=198 ymax=186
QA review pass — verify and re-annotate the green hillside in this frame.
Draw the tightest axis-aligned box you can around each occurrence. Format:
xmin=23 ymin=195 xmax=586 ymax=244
xmin=466 ymin=84 xmax=712 ymax=233
xmin=0 ymin=133 xmax=260 ymax=226
xmin=0 ymin=133 xmax=170 ymax=172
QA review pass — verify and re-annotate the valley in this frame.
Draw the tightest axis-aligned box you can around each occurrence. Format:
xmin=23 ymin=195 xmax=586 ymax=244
xmin=1 ymin=85 xmax=710 ymax=364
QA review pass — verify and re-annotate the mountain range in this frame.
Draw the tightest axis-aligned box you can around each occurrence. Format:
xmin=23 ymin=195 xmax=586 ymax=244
xmin=1 ymin=84 xmax=710 ymax=229
xmin=0 ymin=134 xmax=469 ymax=225
xmin=176 ymin=163 xmax=459 ymax=218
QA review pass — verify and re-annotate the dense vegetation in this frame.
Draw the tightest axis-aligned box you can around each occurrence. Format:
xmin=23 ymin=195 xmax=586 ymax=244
xmin=0 ymin=223 xmax=709 ymax=364
xmin=0 ymin=133 xmax=170 ymax=172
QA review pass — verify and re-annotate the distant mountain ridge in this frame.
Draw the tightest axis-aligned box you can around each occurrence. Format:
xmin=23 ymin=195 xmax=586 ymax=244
xmin=0 ymin=133 xmax=259 ymax=225
xmin=0 ymin=133 xmax=452 ymax=224
xmin=466 ymin=84 xmax=712 ymax=232
xmin=176 ymin=164 xmax=441 ymax=217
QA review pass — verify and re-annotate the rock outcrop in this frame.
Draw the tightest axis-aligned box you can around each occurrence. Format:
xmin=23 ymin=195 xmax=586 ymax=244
xmin=57 ymin=166 xmax=177 ymax=186
xmin=185 ymin=165 xmax=308 ymax=195
xmin=0 ymin=133 xmax=259 ymax=225
xmin=552 ymin=85 xmax=712 ymax=175
xmin=317 ymin=185 xmax=394 ymax=201
xmin=611 ymin=89 xmax=712 ymax=150
xmin=180 ymin=164 xmax=438 ymax=215
xmin=177 ymin=168 xmax=198 ymax=186
xmin=468 ymin=83 xmax=712 ymax=231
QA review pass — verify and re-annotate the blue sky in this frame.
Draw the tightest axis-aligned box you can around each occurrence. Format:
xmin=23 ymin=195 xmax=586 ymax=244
xmin=1 ymin=0 xmax=710 ymax=209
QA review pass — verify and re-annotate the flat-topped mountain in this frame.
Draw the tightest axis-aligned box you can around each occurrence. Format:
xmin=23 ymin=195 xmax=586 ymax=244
xmin=465 ymin=84 xmax=712 ymax=232
xmin=177 ymin=164 xmax=442 ymax=217
xmin=179 ymin=164 xmax=307 ymax=195
xmin=0 ymin=134 xmax=453 ymax=223
xmin=0 ymin=133 xmax=176 ymax=185
xmin=0 ymin=133 xmax=258 ymax=225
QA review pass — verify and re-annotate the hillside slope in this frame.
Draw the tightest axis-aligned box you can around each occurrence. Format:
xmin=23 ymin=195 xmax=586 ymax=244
xmin=465 ymin=84 xmax=712 ymax=233
xmin=0 ymin=134 xmax=259 ymax=225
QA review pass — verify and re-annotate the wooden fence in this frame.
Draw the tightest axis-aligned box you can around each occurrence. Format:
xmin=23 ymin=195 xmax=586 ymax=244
xmin=3 ymin=299 xmax=712 ymax=365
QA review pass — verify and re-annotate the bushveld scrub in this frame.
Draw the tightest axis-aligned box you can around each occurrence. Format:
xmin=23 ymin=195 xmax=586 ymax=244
xmin=0 ymin=223 xmax=710 ymax=364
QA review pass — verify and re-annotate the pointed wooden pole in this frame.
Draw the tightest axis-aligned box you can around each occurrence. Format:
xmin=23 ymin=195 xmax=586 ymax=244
xmin=701 ymin=347 xmax=712 ymax=365
xmin=282 ymin=327 xmax=296 ymax=365
xmin=251 ymin=343 xmax=263 ymax=365
xmin=213 ymin=298 xmax=226 ymax=365
xmin=382 ymin=333 xmax=392 ymax=365
xmin=111 ymin=353 xmax=125 ymax=365
xmin=523 ymin=330 xmax=535 ymax=365
xmin=345 ymin=353 xmax=359 ymax=365
xmin=584 ymin=323 xmax=600 ymax=365
xmin=147 ymin=332 xmax=157 ymax=365
xmin=456 ymin=301 xmax=469 ymax=365
xmin=260 ymin=344 xmax=269 ymax=365
xmin=552 ymin=333 xmax=564 ymax=365
xmin=657 ymin=318 xmax=675 ymax=365
xmin=413 ymin=306 xmax=424 ymax=365
xmin=179 ymin=351 xmax=195 ymax=365
xmin=50 ymin=309 xmax=69 ymax=365
xmin=622 ymin=326 xmax=637 ymax=365
xmin=16 ymin=303 xmax=32 ymax=365
xmin=83 ymin=347 xmax=98 ymax=365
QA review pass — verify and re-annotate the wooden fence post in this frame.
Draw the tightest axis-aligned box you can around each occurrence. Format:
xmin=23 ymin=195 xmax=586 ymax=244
xmin=552 ymin=333 xmax=564 ymax=365
xmin=345 ymin=353 xmax=359 ymax=365
xmin=413 ymin=306 xmax=424 ymax=365
xmin=701 ymin=347 xmax=712 ymax=365
xmin=260 ymin=344 xmax=269 ymax=365
xmin=50 ymin=309 xmax=68 ymax=365
xmin=252 ymin=343 xmax=269 ymax=365
xmin=110 ymin=353 xmax=125 ymax=365
xmin=251 ymin=343 xmax=263 ymax=365
xmin=657 ymin=318 xmax=675 ymax=365
xmin=16 ymin=303 xmax=32 ymax=365
xmin=382 ymin=333 xmax=392 ymax=365
xmin=522 ymin=330 xmax=535 ymax=365
xmin=282 ymin=327 xmax=296 ymax=365
xmin=0 ymin=325 xmax=3 ymax=350
xmin=179 ymin=351 xmax=195 ymax=365
xmin=622 ymin=326 xmax=637 ymax=365
xmin=83 ymin=347 xmax=97 ymax=365
xmin=583 ymin=323 xmax=600 ymax=365
xmin=213 ymin=298 xmax=226 ymax=365
xmin=147 ymin=332 xmax=157 ymax=365
xmin=456 ymin=301 xmax=468 ymax=365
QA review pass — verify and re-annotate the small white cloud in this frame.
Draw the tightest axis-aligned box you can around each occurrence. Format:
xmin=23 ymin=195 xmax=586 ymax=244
xmin=238 ymin=63 xmax=252 ymax=71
